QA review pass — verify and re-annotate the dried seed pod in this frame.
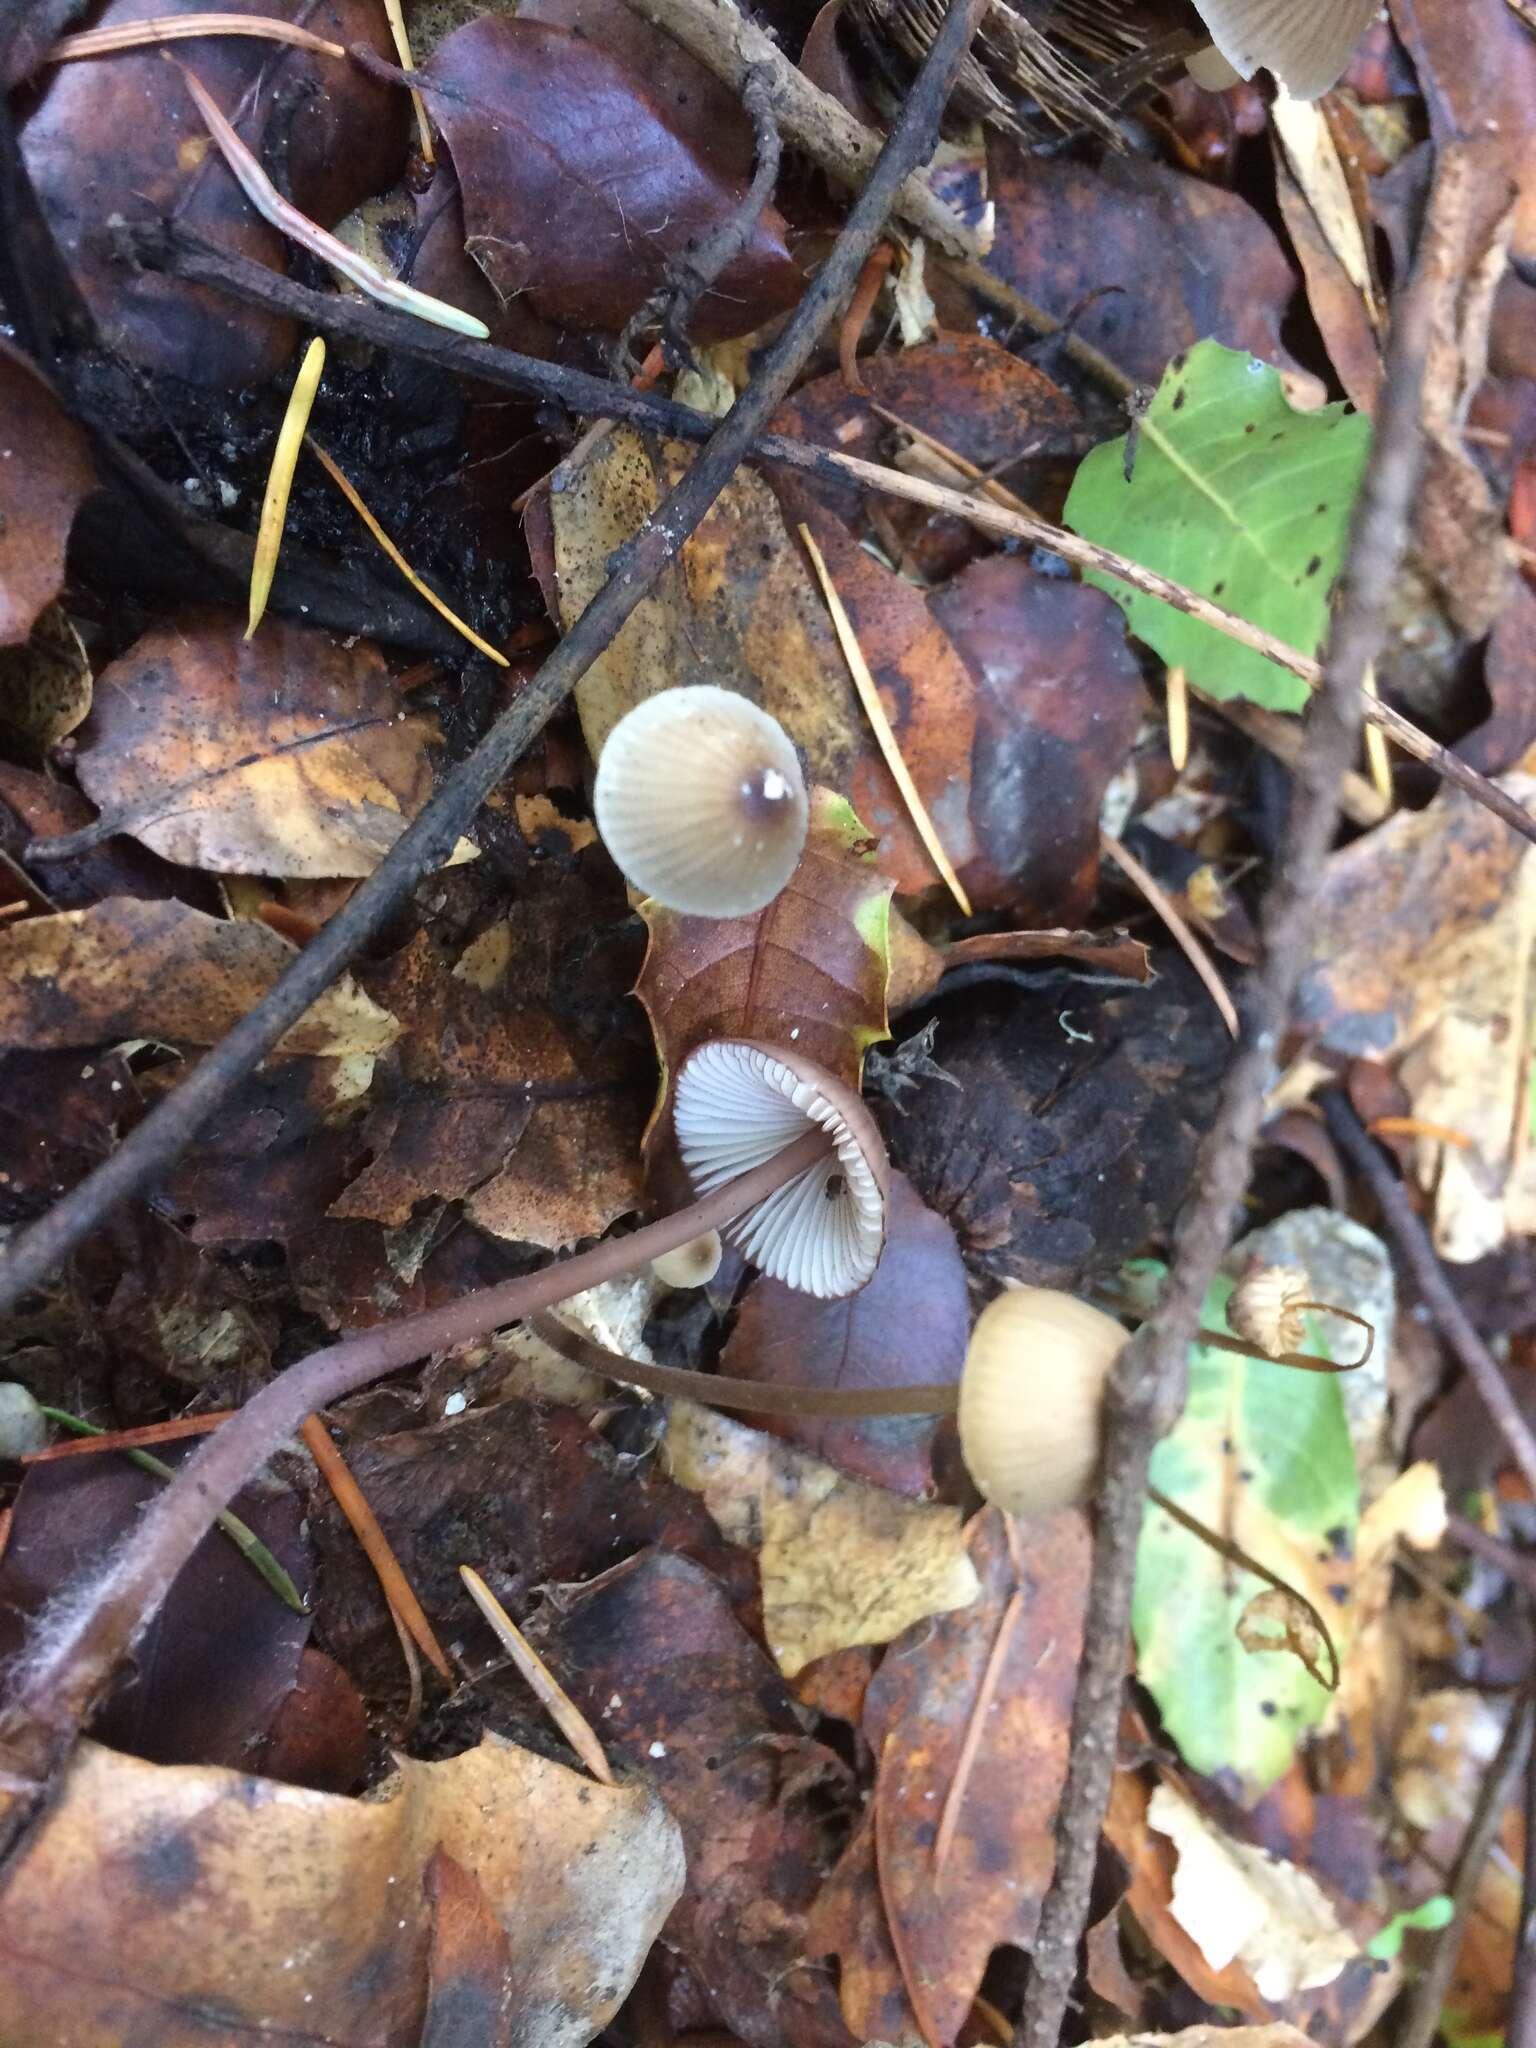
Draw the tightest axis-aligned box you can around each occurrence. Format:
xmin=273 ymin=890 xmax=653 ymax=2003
xmin=651 ymin=1230 xmax=723 ymax=1290
xmin=593 ymin=686 xmax=808 ymax=918
xmin=673 ymin=1039 xmax=888 ymax=1299
xmin=1227 ymin=1263 xmax=1310 ymax=1358
xmin=1190 ymin=0 xmax=1379 ymax=98
xmin=957 ymin=1285 xmax=1126 ymax=1517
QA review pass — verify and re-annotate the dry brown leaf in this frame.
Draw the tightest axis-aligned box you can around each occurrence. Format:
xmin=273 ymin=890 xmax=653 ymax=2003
xmin=1094 ymin=2032 xmax=1315 ymax=2048
xmin=664 ymin=1400 xmax=979 ymax=1676
xmin=0 ymin=1734 xmax=682 ymax=2047
xmin=74 ymin=612 xmax=443 ymax=878
xmin=0 ymin=344 xmax=97 ymax=648
xmin=0 ymin=602 xmax=91 ymax=748
xmin=0 ymin=897 xmax=398 ymax=1057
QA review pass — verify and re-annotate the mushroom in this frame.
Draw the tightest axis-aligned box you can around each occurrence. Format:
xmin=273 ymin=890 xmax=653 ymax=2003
xmin=593 ymin=686 xmax=809 ymax=918
xmin=651 ymin=1230 xmax=723 ymax=1290
xmin=1227 ymin=1263 xmax=1310 ymax=1358
xmin=957 ymin=1286 xmax=1127 ymax=1517
xmin=672 ymin=1039 xmax=888 ymax=1299
xmin=1188 ymin=0 xmax=1378 ymax=100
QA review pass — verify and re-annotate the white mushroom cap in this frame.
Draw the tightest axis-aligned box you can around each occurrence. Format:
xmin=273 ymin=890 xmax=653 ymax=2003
xmin=672 ymin=1040 xmax=888 ymax=1299
xmin=593 ymin=686 xmax=809 ymax=919
xmin=651 ymin=1230 xmax=723 ymax=1290
xmin=1189 ymin=0 xmax=1378 ymax=99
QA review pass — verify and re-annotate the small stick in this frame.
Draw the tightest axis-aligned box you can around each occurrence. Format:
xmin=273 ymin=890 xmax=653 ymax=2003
xmin=459 ymin=1566 xmax=615 ymax=1785
xmin=1321 ymin=1091 xmax=1536 ymax=1505
xmin=299 ymin=1415 xmax=451 ymax=1680
xmin=20 ymin=1410 xmax=236 ymax=1462
xmin=249 ymin=336 xmax=325 ymax=638
xmin=1444 ymin=1510 xmax=1536 ymax=1603
xmin=49 ymin=14 xmax=346 ymax=60
xmin=1099 ymin=830 xmax=1238 ymax=1037
xmin=799 ymin=521 xmax=973 ymax=914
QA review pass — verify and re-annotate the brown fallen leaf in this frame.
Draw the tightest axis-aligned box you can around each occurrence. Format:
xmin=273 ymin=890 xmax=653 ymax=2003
xmin=0 ymin=897 xmax=399 ymax=1056
xmin=635 ymin=789 xmax=892 ymax=1120
xmin=73 ymin=613 xmax=445 ymax=878
xmin=0 ymin=602 xmax=92 ymax=752
xmin=425 ymin=17 xmax=802 ymax=337
xmin=0 ymin=1733 xmax=683 ymax=2048
xmin=422 ymin=1849 xmax=516 ymax=2048
xmin=20 ymin=0 xmax=406 ymax=385
xmin=719 ymin=1171 xmax=967 ymax=1495
xmin=541 ymin=428 xmax=974 ymax=894
xmin=0 ymin=345 xmax=97 ymax=648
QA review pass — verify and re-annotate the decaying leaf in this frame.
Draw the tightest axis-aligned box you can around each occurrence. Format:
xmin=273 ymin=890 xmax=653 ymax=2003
xmin=0 ymin=602 xmax=91 ymax=749
xmin=720 ymin=1171 xmax=967 ymax=1494
xmin=0 ymin=1734 xmax=683 ymax=2048
xmin=74 ymin=613 xmax=444 ymax=878
xmin=635 ymin=790 xmax=892 ymax=1116
xmin=1066 ymin=341 xmax=1371 ymax=711
xmin=0 ymin=345 xmax=96 ymax=647
xmin=664 ymin=1399 xmax=979 ymax=1676
xmin=1236 ymin=1586 xmax=1333 ymax=1691
xmin=0 ymin=897 xmax=398 ymax=1056
xmin=1134 ymin=1273 xmax=1359 ymax=1800
xmin=1094 ymin=2029 xmax=1316 ymax=2048
xmin=425 ymin=17 xmax=801 ymax=336
xmin=541 ymin=428 xmax=975 ymax=893
xmin=1147 ymin=1783 xmax=1358 ymax=2004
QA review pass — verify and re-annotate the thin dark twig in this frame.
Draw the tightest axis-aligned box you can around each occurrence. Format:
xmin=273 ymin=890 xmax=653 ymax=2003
xmin=1445 ymin=1510 xmax=1536 ymax=1604
xmin=1398 ymin=1685 xmax=1531 ymax=2048
xmin=1322 ymin=1092 xmax=1536 ymax=1504
xmin=1015 ymin=140 xmax=1455 ymax=2048
xmin=0 ymin=0 xmax=987 ymax=1322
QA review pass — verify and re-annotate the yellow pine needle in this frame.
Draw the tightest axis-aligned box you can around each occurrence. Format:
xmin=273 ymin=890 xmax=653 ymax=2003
xmin=381 ymin=0 xmax=435 ymax=163
xmin=797 ymin=522 xmax=973 ymax=916
xmin=170 ymin=57 xmax=488 ymax=339
xmin=1166 ymin=664 xmax=1189 ymax=772
xmin=1100 ymin=828 xmax=1238 ymax=1038
xmin=307 ymin=438 xmax=509 ymax=666
xmin=248 ymin=335 xmax=325 ymax=639
xmin=52 ymin=13 xmax=346 ymax=59
xmin=1361 ymin=662 xmax=1394 ymax=806
xmin=458 ymin=1566 xmax=615 ymax=1783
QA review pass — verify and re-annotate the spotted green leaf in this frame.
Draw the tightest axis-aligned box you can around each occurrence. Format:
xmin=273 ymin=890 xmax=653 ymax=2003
xmin=1064 ymin=341 xmax=1371 ymax=712
xmin=1133 ymin=1271 xmax=1359 ymax=1799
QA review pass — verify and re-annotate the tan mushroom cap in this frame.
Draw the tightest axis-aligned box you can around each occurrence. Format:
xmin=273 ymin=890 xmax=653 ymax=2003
xmin=1190 ymin=0 xmax=1378 ymax=99
xmin=593 ymin=686 xmax=809 ymax=919
xmin=672 ymin=1039 xmax=888 ymax=1299
xmin=957 ymin=1287 xmax=1127 ymax=1517
xmin=651 ymin=1230 xmax=724 ymax=1291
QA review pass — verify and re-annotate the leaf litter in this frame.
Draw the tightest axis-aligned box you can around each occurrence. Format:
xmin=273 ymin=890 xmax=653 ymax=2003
xmin=1 ymin=0 xmax=1535 ymax=2041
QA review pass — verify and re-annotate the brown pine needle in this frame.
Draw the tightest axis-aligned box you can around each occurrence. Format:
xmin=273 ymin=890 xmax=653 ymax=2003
xmin=381 ymin=0 xmax=434 ymax=164
xmin=50 ymin=13 xmax=346 ymax=60
xmin=867 ymin=401 xmax=1037 ymax=518
xmin=249 ymin=335 xmax=325 ymax=638
xmin=301 ymin=1414 xmax=452 ymax=1680
xmin=21 ymin=1410 xmax=236 ymax=1463
xmin=458 ymin=1566 xmax=615 ymax=1784
xmin=1166 ymin=664 xmax=1189 ymax=772
xmin=798 ymin=522 xmax=972 ymax=914
xmin=1361 ymin=662 xmax=1394 ymax=805
xmin=307 ymin=438 xmax=510 ymax=666
xmin=1100 ymin=829 xmax=1238 ymax=1037
xmin=934 ymin=1579 xmax=1022 ymax=1876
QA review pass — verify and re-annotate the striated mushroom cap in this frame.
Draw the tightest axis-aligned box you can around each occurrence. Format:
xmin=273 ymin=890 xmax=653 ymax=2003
xmin=651 ymin=1230 xmax=724 ymax=1290
xmin=1189 ymin=0 xmax=1379 ymax=99
xmin=594 ymin=686 xmax=808 ymax=918
xmin=672 ymin=1039 xmax=888 ymax=1299
xmin=957 ymin=1286 xmax=1127 ymax=1517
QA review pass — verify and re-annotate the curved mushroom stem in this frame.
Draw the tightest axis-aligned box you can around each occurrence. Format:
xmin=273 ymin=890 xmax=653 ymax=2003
xmin=0 ymin=1126 xmax=834 ymax=1788
xmin=1196 ymin=1313 xmax=1374 ymax=1373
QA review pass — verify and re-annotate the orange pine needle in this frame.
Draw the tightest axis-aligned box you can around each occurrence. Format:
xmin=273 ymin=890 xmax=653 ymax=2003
xmin=301 ymin=1415 xmax=452 ymax=1680
xmin=839 ymin=242 xmax=894 ymax=394
xmin=934 ymin=1583 xmax=1023 ymax=1875
xmin=1368 ymin=1115 xmax=1475 ymax=1150
xmin=459 ymin=1566 xmax=615 ymax=1784
xmin=20 ymin=1409 xmax=237 ymax=1462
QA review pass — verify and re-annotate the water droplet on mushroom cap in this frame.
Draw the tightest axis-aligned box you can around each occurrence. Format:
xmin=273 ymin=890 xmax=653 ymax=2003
xmin=594 ymin=686 xmax=809 ymax=918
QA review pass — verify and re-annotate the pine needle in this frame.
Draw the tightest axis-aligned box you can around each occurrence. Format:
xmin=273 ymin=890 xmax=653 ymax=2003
xmin=1166 ymin=663 xmax=1189 ymax=771
xmin=798 ymin=521 xmax=973 ymax=915
xmin=1361 ymin=662 xmax=1394 ymax=805
xmin=459 ymin=1565 xmax=615 ymax=1783
xmin=50 ymin=13 xmax=346 ymax=60
xmin=1100 ymin=829 xmax=1238 ymax=1037
xmin=307 ymin=438 xmax=510 ymax=666
xmin=380 ymin=0 xmax=434 ymax=164
xmin=249 ymin=335 xmax=325 ymax=639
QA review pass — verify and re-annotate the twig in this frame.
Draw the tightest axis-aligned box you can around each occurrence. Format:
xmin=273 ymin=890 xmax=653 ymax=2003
xmin=1444 ymin=1510 xmax=1536 ymax=1603
xmin=116 ymin=229 xmax=1536 ymax=847
xmin=1397 ymin=1685 xmax=1531 ymax=2048
xmin=1016 ymin=138 xmax=1451 ymax=2048
xmin=1098 ymin=830 xmax=1237 ymax=1037
xmin=0 ymin=0 xmax=986 ymax=1323
xmin=0 ymin=0 xmax=990 ymax=1824
xmin=1321 ymin=1091 xmax=1536 ymax=1504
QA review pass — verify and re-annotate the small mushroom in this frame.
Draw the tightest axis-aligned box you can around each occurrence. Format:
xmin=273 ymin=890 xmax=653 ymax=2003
xmin=593 ymin=686 xmax=809 ymax=918
xmin=673 ymin=1039 xmax=888 ymax=1299
xmin=1189 ymin=0 xmax=1378 ymax=99
xmin=1227 ymin=1263 xmax=1310 ymax=1359
xmin=651 ymin=1230 xmax=723 ymax=1290
xmin=957 ymin=1286 xmax=1127 ymax=1516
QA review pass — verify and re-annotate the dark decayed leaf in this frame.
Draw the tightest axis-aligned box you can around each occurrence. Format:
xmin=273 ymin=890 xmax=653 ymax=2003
xmin=0 ymin=345 xmax=97 ymax=647
xmin=719 ymin=1172 xmax=967 ymax=1495
xmin=20 ymin=0 xmax=406 ymax=386
xmin=425 ymin=18 xmax=803 ymax=337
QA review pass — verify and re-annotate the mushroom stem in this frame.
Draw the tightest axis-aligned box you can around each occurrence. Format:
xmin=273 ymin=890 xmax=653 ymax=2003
xmin=0 ymin=1125 xmax=834 ymax=1777
xmin=1195 ymin=1319 xmax=1373 ymax=1373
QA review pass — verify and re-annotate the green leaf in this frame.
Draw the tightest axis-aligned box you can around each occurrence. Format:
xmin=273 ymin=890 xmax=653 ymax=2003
xmin=1133 ymin=1272 xmax=1359 ymax=1799
xmin=1366 ymin=1894 xmax=1454 ymax=1961
xmin=1063 ymin=341 xmax=1371 ymax=712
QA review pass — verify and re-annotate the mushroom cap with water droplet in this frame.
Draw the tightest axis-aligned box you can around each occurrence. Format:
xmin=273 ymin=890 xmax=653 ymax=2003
xmin=672 ymin=1039 xmax=887 ymax=1299
xmin=957 ymin=1287 xmax=1127 ymax=1517
xmin=594 ymin=686 xmax=809 ymax=918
